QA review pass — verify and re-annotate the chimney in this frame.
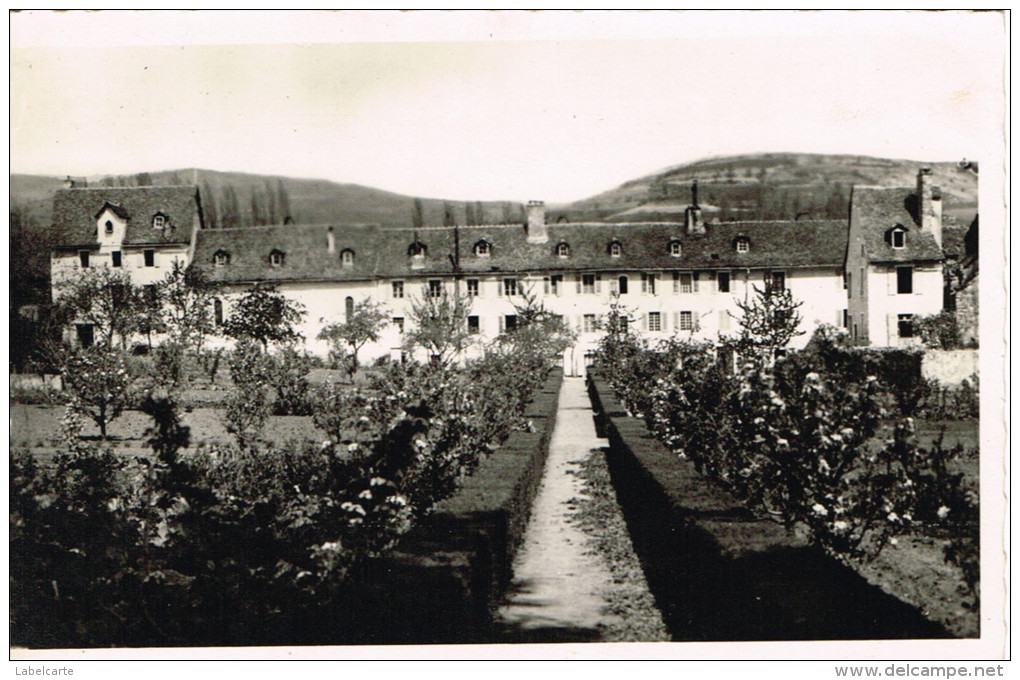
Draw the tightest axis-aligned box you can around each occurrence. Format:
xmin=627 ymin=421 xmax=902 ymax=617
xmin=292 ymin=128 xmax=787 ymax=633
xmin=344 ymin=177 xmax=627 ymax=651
xmin=327 ymin=226 xmax=335 ymax=254
xmin=526 ymin=200 xmax=548 ymax=244
xmin=917 ymin=167 xmax=942 ymax=248
xmin=685 ymin=181 xmax=705 ymax=235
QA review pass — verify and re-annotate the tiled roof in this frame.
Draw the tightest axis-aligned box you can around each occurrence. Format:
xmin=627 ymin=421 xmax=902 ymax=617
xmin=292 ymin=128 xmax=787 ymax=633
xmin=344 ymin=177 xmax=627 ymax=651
xmin=850 ymin=186 xmax=945 ymax=264
xmin=193 ymin=218 xmax=849 ymax=284
xmin=52 ymin=186 xmax=201 ymax=247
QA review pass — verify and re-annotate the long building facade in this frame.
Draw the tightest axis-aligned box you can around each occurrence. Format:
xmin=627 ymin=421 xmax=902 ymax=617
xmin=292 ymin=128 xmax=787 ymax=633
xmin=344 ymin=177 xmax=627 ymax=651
xmin=48 ymin=169 xmax=962 ymax=374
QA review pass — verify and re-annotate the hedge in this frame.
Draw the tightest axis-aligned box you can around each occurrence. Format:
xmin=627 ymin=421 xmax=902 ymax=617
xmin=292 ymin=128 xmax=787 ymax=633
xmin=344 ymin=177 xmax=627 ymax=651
xmin=333 ymin=367 xmax=563 ymax=644
xmin=587 ymin=373 xmax=950 ymax=641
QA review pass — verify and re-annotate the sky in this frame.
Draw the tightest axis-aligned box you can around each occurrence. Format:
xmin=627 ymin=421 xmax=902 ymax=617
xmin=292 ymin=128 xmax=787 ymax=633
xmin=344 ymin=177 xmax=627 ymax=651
xmin=9 ymin=10 xmax=1007 ymax=203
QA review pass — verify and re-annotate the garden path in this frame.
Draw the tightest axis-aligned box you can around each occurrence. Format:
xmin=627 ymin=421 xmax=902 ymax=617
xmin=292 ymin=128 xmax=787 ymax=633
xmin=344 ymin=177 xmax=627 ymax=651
xmin=495 ymin=376 xmax=655 ymax=642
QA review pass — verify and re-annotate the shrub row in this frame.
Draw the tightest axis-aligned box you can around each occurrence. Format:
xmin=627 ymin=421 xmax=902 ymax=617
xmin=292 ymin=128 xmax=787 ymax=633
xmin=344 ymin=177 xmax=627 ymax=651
xmin=587 ymin=374 xmax=951 ymax=641
xmin=338 ymin=367 xmax=563 ymax=644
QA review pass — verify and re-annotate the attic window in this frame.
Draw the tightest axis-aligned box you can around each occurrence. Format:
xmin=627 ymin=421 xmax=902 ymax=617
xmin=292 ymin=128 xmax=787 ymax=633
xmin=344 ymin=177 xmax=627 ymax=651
xmin=735 ymin=237 xmax=750 ymax=253
xmin=213 ymin=250 xmax=230 ymax=267
xmin=669 ymin=240 xmax=682 ymax=257
xmin=152 ymin=214 xmax=166 ymax=230
xmin=890 ymin=227 xmax=906 ymax=249
xmin=608 ymin=241 xmax=623 ymax=258
xmin=104 ymin=220 xmax=114 ymax=235
xmin=409 ymin=242 xmax=427 ymax=258
xmin=341 ymin=249 xmax=355 ymax=266
xmin=269 ymin=250 xmax=285 ymax=267
xmin=474 ymin=240 xmax=491 ymax=258
xmin=556 ymin=242 xmax=571 ymax=258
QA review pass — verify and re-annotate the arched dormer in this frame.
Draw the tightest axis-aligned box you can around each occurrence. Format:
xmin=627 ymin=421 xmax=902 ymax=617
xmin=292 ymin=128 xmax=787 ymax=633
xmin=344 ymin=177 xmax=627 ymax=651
xmin=555 ymin=241 xmax=571 ymax=258
xmin=340 ymin=248 xmax=355 ymax=267
xmin=669 ymin=239 xmax=683 ymax=257
xmin=213 ymin=249 xmax=230 ymax=267
xmin=607 ymin=239 xmax=623 ymax=258
xmin=269 ymin=249 xmax=285 ymax=267
xmin=734 ymin=235 xmax=750 ymax=253
xmin=885 ymin=224 xmax=908 ymax=249
xmin=473 ymin=239 xmax=492 ymax=258
xmin=152 ymin=212 xmax=169 ymax=230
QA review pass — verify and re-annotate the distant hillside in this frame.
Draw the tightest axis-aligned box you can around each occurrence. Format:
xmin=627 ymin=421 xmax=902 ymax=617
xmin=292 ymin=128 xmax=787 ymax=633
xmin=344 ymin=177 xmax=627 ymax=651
xmin=561 ymin=152 xmax=979 ymax=223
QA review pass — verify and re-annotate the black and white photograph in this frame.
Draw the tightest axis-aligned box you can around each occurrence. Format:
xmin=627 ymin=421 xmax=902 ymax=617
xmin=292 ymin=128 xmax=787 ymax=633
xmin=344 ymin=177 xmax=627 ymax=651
xmin=8 ymin=9 xmax=1008 ymax=670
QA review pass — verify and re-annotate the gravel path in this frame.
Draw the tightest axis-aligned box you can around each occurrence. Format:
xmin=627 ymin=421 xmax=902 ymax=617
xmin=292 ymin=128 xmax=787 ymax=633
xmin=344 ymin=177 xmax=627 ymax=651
xmin=495 ymin=377 xmax=667 ymax=642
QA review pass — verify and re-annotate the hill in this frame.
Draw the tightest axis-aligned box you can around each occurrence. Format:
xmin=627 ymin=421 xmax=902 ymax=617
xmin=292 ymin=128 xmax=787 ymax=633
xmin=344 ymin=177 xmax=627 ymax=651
xmin=559 ymin=152 xmax=978 ymax=223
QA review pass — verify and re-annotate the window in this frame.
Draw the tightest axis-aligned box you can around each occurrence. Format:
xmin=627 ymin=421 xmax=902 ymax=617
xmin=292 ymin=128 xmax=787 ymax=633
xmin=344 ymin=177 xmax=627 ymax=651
xmin=897 ymin=266 xmax=913 ymax=294
xmin=669 ymin=240 xmax=682 ymax=257
xmin=892 ymin=229 xmax=906 ymax=249
xmin=718 ymin=271 xmax=730 ymax=293
xmin=152 ymin=214 xmax=165 ymax=229
xmin=269 ymin=250 xmax=284 ymax=267
xmin=550 ymin=274 xmax=562 ymax=296
xmin=341 ymin=249 xmax=354 ymax=266
xmin=75 ymin=323 xmax=94 ymax=348
xmin=144 ymin=284 xmax=158 ymax=306
xmin=583 ymin=314 xmax=597 ymax=333
xmin=144 ymin=249 xmax=156 ymax=267
xmin=648 ymin=312 xmax=661 ymax=332
xmin=859 ymin=267 xmax=864 ymax=296
xmin=774 ymin=309 xmax=790 ymax=326
xmin=608 ymin=241 xmax=622 ymax=258
xmin=428 ymin=280 xmax=443 ymax=298
xmin=679 ymin=273 xmax=693 ymax=294
xmin=79 ymin=250 xmax=90 ymax=268
xmin=105 ymin=220 xmax=114 ymax=235
xmin=898 ymin=314 xmax=915 ymax=338
xmin=736 ymin=237 xmax=750 ymax=253
xmin=503 ymin=278 xmax=518 ymax=296
xmin=768 ymin=271 xmax=786 ymax=294
xmin=392 ymin=281 xmax=404 ymax=298
xmin=393 ymin=317 xmax=404 ymax=334
xmin=618 ymin=275 xmax=628 ymax=295
xmin=214 ymin=250 xmax=229 ymax=267
xmin=467 ymin=315 xmax=480 ymax=334
xmin=111 ymin=251 xmax=122 ymax=268
xmin=556 ymin=242 xmax=570 ymax=258
xmin=345 ymin=296 xmax=354 ymax=320
xmin=679 ymin=311 xmax=694 ymax=331
xmin=214 ymin=299 xmax=224 ymax=326
xmin=504 ymin=314 xmax=518 ymax=332
xmin=582 ymin=274 xmax=596 ymax=295
xmin=474 ymin=241 xmax=491 ymax=257
xmin=641 ymin=273 xmax=656 ymax=295
xmin=844 ymin=271 xmax=849 ymax=291
xmin=467 ymin=279 xmax=479 ymax=297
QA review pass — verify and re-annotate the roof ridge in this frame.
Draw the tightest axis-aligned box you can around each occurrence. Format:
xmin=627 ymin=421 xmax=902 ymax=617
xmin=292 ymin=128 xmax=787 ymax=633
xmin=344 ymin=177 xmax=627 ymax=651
xmin=57 ymin=184 xmax=198 ymax=191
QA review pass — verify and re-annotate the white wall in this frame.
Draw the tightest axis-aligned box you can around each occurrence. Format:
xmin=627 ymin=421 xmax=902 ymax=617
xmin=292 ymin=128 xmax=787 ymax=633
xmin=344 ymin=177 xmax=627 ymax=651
xmin=865 ymin=264 xmax=943 ymax=347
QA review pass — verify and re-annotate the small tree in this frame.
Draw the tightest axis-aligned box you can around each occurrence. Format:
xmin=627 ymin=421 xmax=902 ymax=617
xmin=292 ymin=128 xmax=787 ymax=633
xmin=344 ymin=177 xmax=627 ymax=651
xmin=221 ymin=283 xmax=306 ymax=350
xmin=729 ymin=284 xmax=804 ymax=367
xmin=160 ymin=260 xmax=220 ymax=353
xmin=403 ymin=287 xmax=473 ymax=366
xmin=55 ymin=268 xmax=142 ymax=350
xmin=318 ymin=299 xmax=389 ymax=380
xmin=61 ymin=346 xmax=134 ymax=440
xmin=498 ymin=285 xmax=576 ymax=365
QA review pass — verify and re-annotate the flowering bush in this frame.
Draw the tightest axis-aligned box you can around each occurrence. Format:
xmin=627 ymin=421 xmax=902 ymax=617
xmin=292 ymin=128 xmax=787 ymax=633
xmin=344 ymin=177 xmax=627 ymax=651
xmin=61 ymin=346 xmax=136 ymax=439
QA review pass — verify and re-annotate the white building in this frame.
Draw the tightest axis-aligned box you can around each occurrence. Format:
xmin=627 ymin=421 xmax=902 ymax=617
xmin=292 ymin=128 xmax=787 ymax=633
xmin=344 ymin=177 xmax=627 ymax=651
xmin=49 ymin=168 xmax=961 ymax=372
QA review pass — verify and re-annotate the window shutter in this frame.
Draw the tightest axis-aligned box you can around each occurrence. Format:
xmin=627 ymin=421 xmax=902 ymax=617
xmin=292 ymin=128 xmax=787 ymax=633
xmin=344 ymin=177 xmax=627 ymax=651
xmin=641 ymin=274 xmax=648 ymax=294
xmin=719 ymin=310 xmax=730 ymax=332
xmin=575 ymin=315 xmax=582 ymax=331
xmin=836 ymin=310 xmax=843 ymax=326
xmin=499 ymin=316 xmax=505 ymax=332
xmin=673 ymin=312 xmax=680 ymax=329
xmin=693 ymin=272 xmax=699 ymax=293
xmin=576 ymin=275 xmax=582 ymax=295
xmin=595 ymin=274 xmax=602 ymax=294
xmin=662 ymin=312 xmax=670 ymax=331
xmin=497 ymin=280 xmax=502 ymax=296
xmin=888 ymin=268 xmax=896 ymax=296
xmin=673 ymin=271 xmax=680 ymax=294
xmin=887 ymin=313 xmax=896 ymax=344
xmin=642 ymin=313 xmax=648 ymax=331
xmin=652 ymin=273 xmax=658 ymax=295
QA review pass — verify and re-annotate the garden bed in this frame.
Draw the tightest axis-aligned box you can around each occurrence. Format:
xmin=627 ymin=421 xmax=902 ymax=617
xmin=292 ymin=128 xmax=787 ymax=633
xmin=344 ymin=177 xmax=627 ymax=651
xmin=588 ymin=374 xmax=974 ymax=640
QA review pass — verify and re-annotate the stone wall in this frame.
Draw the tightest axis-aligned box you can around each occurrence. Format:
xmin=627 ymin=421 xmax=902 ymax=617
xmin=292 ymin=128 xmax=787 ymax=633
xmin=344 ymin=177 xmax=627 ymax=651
xmin=922 ymin=348 xmax=980 ymax=385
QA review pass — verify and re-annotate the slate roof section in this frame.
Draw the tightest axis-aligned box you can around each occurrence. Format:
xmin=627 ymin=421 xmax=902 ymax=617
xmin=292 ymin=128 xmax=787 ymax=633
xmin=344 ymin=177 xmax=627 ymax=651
xmin=52 ymin=186 xmax=201 ymax=248
xmin=850 ymin=186 xmax=946 ymax=264
xmin=194 ymin=219 xmax=849 ymax=284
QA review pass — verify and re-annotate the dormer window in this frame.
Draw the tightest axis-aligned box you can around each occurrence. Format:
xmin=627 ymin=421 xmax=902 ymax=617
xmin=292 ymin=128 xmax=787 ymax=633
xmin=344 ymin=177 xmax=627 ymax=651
xmin=669 ymin=240 xmax=682 ymax=257
xmin=608 ymin=241 xmax=623 ymax=258
xmin=213 ymin=250 xmax=230 ymax=267
xmin=341 ymin=249 xmax=355 ymax=266
xmin=474 ymin=240 xmax=492 ymax=258
xmin=556 ymin=242 xmax=571 ymax=258
xmin=409 ymin=242 xmax=427 ymax=258
xmin=152 ymin=213 xmax=166 ymax=230
xmin=104 ymin=220 xmax=114 ymax=235
xmin=735 ymin=237 xmax=750 ymax=253
xmin=269 ymin=250 xmax=285 ymax=267
xmin=888 ymin=226 xmax=907 ymax=249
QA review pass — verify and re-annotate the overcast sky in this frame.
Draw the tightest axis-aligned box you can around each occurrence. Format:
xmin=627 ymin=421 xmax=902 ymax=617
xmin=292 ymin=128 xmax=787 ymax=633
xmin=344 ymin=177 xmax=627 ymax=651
xmin=9 ymin=10 xmax=1006 ymax=203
